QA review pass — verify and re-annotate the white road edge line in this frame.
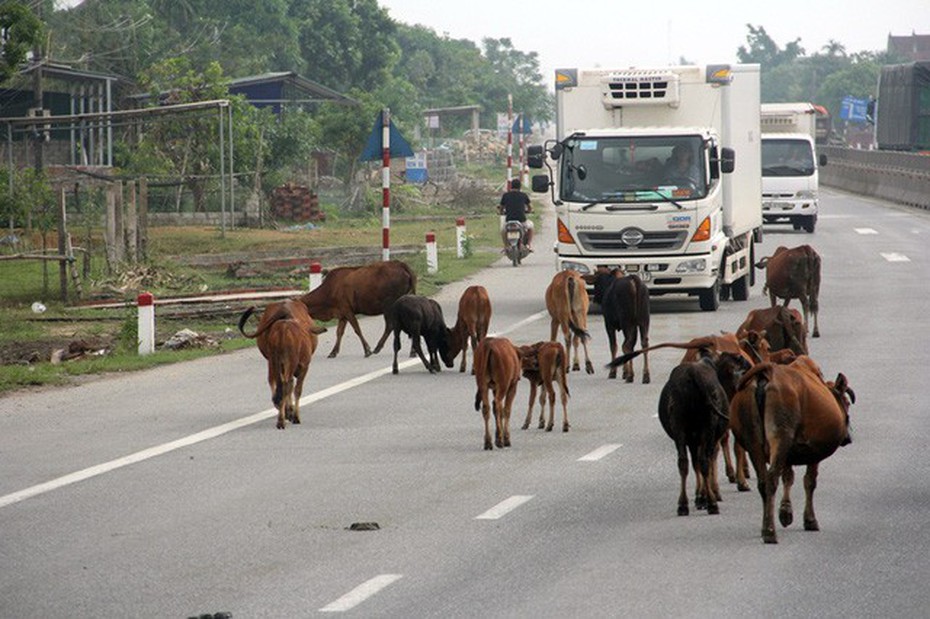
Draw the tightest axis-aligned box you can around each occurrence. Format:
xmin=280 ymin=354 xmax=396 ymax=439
xmin=0 ymin=312 xmax=548 ymax=510
xmin=578 ymin=444 xmax=622 ymax=462
xmin=475 ymin=495 xmax=534 ymax=520
xmin=319 ymin=574 xmax=403 ymax=613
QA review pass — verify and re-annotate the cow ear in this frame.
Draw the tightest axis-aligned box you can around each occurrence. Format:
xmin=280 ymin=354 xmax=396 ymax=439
xmin=834 ymin=373 xmax=855 ymax=404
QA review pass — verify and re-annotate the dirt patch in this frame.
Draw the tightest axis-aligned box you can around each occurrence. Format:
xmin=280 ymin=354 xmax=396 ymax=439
xmin=0 ymin=335 xmax=115 ymax=365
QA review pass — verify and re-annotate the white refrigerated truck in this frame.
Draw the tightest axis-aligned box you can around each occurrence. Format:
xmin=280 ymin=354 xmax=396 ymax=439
xmin=528 ymin=64 xmax=763 ymax=310
xmin=759 ymin=102 xmax=827 ymax=233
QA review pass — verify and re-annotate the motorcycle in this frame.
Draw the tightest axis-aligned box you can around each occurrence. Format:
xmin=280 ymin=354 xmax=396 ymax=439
xmin=503 ymin=220 xmax=531 ymax=267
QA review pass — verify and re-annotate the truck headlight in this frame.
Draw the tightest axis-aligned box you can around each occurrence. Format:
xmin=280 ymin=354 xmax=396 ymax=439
xmin=561 ymin=261 xmax=590 ymax=274
xmin=796 ymin=190 xmax=816 ymax=199
xmin=676 ymin=258 xmax=706 ymax=273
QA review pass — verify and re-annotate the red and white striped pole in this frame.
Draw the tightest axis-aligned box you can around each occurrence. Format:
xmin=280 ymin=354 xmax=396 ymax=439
xmin=309 ymin=261 xmax=323 ymax=291
xmin=506 ymin=94 xmax=513 ymax=191
xmin=137 ymin=292 xmax=155 ymax=356
xmin=425 ymin=231 xmax=438 ymax=274
xmin=381 ymin=107 xmax=391 ymax=262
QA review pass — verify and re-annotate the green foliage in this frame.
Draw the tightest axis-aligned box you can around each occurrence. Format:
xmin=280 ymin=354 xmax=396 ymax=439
xmin=0 ymin=1 xmax=42 ymax=84
xmin=0 ymin=168 xmax=54 ymax=231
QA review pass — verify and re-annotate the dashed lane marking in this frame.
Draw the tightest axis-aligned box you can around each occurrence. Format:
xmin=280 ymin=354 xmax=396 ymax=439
xmin=319 ymin=574 xmax=403 ymax=612
xmin=475 ymin=495 xmax=534 ymax=520
xmin=855 ymin=228 xmax=878 ymax=235
xmin=881 ymin=252 xmax=911 ymax=262
xmin=578 ymin=444 xmax=622 ymax=461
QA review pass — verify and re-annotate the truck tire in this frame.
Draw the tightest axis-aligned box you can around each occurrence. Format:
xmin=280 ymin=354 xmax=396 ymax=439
xmin=730 ymin=273 xmax=750 ymax=301
xmin=802 ymin=215 xmax=816 ymax=233
xmin=698 ymin=277 xmax=721 ymax=311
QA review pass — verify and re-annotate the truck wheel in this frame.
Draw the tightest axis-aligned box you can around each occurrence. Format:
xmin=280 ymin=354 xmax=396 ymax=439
xmin=720 ymin=284 xmax=731 ymax=301
xmin=802 ymin=215 xmax=816 ymax=233
xmin=698 ymin=278 xmax=721 ymax=311
xmin=730 ymin=273 xmax=750 ymax=301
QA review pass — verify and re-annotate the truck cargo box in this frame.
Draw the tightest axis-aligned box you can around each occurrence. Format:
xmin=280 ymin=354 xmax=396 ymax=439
xmin=876 ymin=62 xmax=930 ymax=152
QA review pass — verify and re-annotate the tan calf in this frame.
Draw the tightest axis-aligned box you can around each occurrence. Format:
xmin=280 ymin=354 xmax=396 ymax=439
xmin=517 ymin=341 xmax=571 ymax=433
xmin=473 ymin=337 xmax=522 ymax=450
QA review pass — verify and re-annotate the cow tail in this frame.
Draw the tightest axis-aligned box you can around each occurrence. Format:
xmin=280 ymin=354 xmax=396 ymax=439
xmin=404 ymin=262 xmax=418 ymax=295
xmin=809 ymin=251 xmax=821 ymax=314
xmin=474 ymin=344 xmax=491 ymax=412
xmin=238 ymin=306 xmax=258 ymax=337
xmin=566 ymin=276 xmax=590 ymax=341
xmin=272 ymin=358 xmax=285 ymax=409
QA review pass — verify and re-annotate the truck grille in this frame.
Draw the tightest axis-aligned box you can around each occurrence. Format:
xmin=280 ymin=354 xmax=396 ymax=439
xmin=577 ymin=230 xmax=687 ymax=251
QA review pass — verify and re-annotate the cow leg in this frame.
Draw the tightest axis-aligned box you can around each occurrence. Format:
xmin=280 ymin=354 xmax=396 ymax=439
xmin=691 ymin=448 xmax=708 ymax=511
xmin=544 ymin=381 xmax=556 ymax=432
xmin=346 ymin=314 xmax=373 ymax=357
xmin=327 ymin=319 xmax=349 ymax=358
xmin=581 ymin=336 xmax=594 ymax=375
xmin=459 ymin=335 xmax=469 ymax=373
xmin=734 ymin=442 xmax=752 ymax=491
xmin=502 ymin=383 xmax=517 ymax=447
xmin=640 ymin=327 xmax=650 ymax=384
xmin=391 ymin=329 xmax=402 ymax=374
xmin=372 ymin=315 xmax=392 ymax=355
xmin=481 ymin=393 xmax=493 ymax=450
xmin=676 ymin=442 xmax=690 ymax=516
xmin=493 ymin=393 xmax=505 ymax=448
xmin=283 ymin=376 xmax=297 ymax=423
xmin=721 ymin=431 xmax=737 ymax=483
xmin=761 ymin=441 xmax=788 ymax=544
xmin=537 ymin=388 xmax=547 ymax=429
xmin=559 ymin=378 xmax=570 ymax=432
xmin=779 ymin=466 xmax=795 ymax=528
xmin=469 ymin=334 xmax=479 ymax=374
xmin=622 ymin=330 xmax=635 ymax=383
xmin=701 ymin=445 xmax=721 ymax=515
xmin=522 ymin=382 xmax=538 ymax=430
xmin=803 ymin=463 xmax=820 ymax=531
xmin=607 ymin=330 xmax=619 ymax=380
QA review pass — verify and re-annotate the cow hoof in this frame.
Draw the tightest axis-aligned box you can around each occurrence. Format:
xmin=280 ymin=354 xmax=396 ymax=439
xmin=484 ymin=443 xmax=493 ymax=451
xmin=608 ymin=371 xmax=617 ymax=380
xmin=726 ymin=472 xmax=737 ymax=483
xmin=695 ymin=496 xmax=707 ymax=510
xmin=779 ymin=506 xmax=793 ymax=528
xmin=737 ymin=482 xmax=751 ymax=492
xmin=585 ymin=362 xmax=594 ymax=375
xmin=521 ymin=422 xmax=530 ymax=430
xmin=708 ymin=504 xmax=720 ymax=515
xmin=804 ymin=518 xmax=820 ymax=531
xmin=762 ymin=530 xmax=778 ymax=544
xmin=545 ymin=425 xmax=553 ymax=432
xmin=642 ymin=374 xmax=650 ymax=384
xmin=678 ymin=505 xmax=689 ymax=516
xmin=624 ymin=375 xmax=634 ymax=383
xmin=392 ymin=367 xmax=398 ymax=375
xmin=276 ymin=423 xmax=285 ymax=430
xmin=327 ymin=351 xmax=338 ymax=359
xmin=563 ymin=424 xmax=570 ymax=432
xmin=572 ymin=363 xmax=580 ymax=372
xmin=813 ymin=330 xmax=820 ymax=338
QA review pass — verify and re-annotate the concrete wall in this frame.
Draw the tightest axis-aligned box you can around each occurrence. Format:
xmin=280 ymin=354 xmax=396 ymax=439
xmin=819 ymin=146 xmax=930 ymax=210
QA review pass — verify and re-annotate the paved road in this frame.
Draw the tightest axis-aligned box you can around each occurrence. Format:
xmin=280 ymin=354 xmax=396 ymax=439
xmin=2 ymin=188 xmax=928 ymax=618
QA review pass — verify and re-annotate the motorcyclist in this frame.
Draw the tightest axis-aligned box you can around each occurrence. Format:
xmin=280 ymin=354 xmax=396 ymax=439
xmin=498 ymin=179 xmax=534 ymax=251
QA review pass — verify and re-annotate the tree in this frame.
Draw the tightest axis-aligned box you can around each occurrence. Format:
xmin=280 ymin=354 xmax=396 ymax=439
xmin=737 ymin=24 xmax=804 ymax=68
xmin=0 ymin=0 xmax=43 ymax=84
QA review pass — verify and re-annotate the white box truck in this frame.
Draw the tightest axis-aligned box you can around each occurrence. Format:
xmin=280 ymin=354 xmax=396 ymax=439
xmin=528 ymin=64 xmax=762 ymax=311
xmin=760 ymin=102 xmax=827 ymax=233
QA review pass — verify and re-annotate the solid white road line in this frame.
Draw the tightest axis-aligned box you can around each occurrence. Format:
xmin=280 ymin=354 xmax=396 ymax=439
xmin=855 ymin=228 xmax=878 ymax=235
xmin=0 ymin=312 xmax=549 ymax=511
xmin=475 ymin=495 xmax=534 ymax=520
xmin=881 ymin=252 xmax=911 ymax=262
xmin=577 ymin=444 xmax=622 ymax=462
xmin=319 ymin=574 xmax=403 ymax=612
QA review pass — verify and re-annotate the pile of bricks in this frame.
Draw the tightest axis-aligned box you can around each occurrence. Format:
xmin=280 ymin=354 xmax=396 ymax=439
xmin=270 ymin=183 xmax=325 ymax=222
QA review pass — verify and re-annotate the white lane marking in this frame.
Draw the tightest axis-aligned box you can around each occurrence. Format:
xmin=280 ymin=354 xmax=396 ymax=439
xmin=0 ymin=313 xmax=549 ymax=511
xmin=578 ymin=444 xmax=622 ymax=462
xmin=475 ymin=495 xmax=534 ymax=520
xmin=855 ymin=227 xmax=878 ymax=235
xmin=881 ymin=252 xmax=911 ymax=262
xmin=319 ymin=574 xmax=403 ymax=612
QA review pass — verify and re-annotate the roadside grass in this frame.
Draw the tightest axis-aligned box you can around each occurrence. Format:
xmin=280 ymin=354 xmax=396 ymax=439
xmin=0 ymin=208 xmax=508 ymax=395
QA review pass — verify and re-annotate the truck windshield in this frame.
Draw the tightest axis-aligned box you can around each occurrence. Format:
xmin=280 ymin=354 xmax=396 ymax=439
xmin=761 ymin=139 xmax=815 ymax=177
xmin=559 ymin=135 xmax=707 ymax=204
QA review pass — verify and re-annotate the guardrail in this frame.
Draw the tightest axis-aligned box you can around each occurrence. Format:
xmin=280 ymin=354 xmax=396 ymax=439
xmin=819 ymin=146 xmax=930 ymax=210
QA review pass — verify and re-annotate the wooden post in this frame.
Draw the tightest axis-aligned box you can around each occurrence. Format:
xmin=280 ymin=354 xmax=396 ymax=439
xmin=138 ymin=178 xmax=148 ymax=262
xmin=57 ymin=188 xmax=68 ymax=302
xmin=126 ymin=181 xmax=138 ymax=264
xmin=113 ymin=181 xmax=124 ymax=264
xmin=105 ymin=185 xmax=116 ymax=272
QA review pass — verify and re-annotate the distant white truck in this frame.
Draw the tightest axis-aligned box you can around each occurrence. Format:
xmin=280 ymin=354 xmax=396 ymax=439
xmin=760 ymin=102 xmax=827 ymax=233
xmin=528 ymin=64 xmax=762 ymax=311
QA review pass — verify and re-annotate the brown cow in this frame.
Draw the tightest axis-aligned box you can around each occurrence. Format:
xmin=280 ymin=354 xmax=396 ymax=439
xmin=473 ymin=337 xmax=522 ymax=450
xmin=517 ymin=341 xmax=571 ymax=433
xmin=297 ymin=260 xmax=416 ymax=358
xmin=450 ymin=285 xmax=492 ymax=374
xmin=238 ymin=300 xmax=326 ymax=429
xmin=545 ymin=270 xmax=594 ymax=374
xmin=756 ymin=244 xmax=821 ymax=337
xmin=730 ymin=355 xmax=855 ymax=543
xmin=737 ymin=306 xmax=808 ymax=356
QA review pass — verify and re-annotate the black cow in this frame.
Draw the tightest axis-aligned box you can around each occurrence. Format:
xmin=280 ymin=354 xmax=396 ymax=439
xmin=589 ymin=268 xmax=651 ymax=383
xmin=388 ymin=295 xmax=459 ymax=374
xmin=657 ymin=349 xmax=751 ymax=516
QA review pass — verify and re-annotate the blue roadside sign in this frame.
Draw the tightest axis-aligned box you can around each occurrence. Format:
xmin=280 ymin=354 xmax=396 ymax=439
xmin=359 ymin=112 xmax=414 ymax=161
xmin=840 ymin=96 xmax=869 ymax=123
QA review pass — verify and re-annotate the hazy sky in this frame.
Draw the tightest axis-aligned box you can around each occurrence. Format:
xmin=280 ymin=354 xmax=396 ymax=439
xmin=379 ymin=0 xmax=930 ymax=80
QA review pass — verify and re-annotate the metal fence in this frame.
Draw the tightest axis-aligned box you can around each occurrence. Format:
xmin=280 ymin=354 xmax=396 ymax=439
xmin=819 ymin=146 xmax=930 ymax=210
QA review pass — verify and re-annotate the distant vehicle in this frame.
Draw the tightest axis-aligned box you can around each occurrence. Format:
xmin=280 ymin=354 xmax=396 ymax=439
xmin=760 ymin=103 xmax=828 ymax=233
xmin=875 ymin=61 xmax=930 ymax=152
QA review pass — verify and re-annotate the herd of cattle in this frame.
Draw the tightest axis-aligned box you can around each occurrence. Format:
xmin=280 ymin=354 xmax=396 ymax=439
xmin=236 ymin=244 xmax=855 ymax=544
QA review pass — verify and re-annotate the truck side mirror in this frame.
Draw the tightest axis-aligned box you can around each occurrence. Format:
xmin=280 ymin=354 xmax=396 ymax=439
xmin=819 ymin=153 xmax=827 ymax=167
xmin=550 ymin=143 xmax=563 ymax=161
xmin=527 ymin=145 xmax=545 ymax=169
xmin=720 ymin=147 xmax=735 ymax=174
xmin=531 ymin=174 xmax=550 ymax=193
